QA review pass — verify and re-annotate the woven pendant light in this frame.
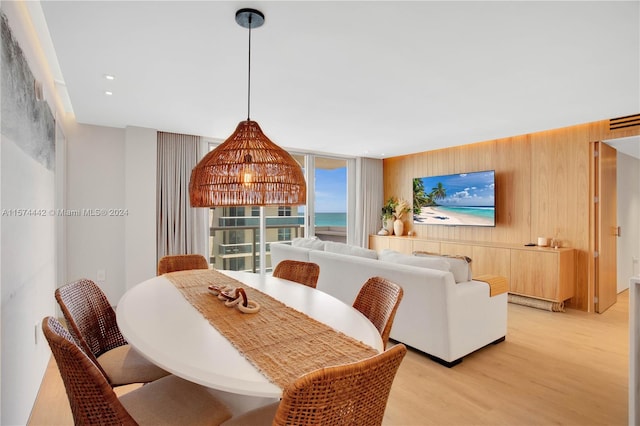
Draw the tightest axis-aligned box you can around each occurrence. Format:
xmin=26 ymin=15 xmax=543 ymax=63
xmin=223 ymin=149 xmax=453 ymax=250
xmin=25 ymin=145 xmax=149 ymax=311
xmin=189 ymin=9 xmax=307 ymax=207
xmin=189 ymin=119 xmax=306 ymax=206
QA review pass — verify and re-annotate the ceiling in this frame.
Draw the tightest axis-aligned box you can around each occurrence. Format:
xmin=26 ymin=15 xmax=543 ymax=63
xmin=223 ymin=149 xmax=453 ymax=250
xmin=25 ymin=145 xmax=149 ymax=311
xmin=35 ymin=1 xmax=639 ymax=159
xmin=606 ymin=136 xmax=640 ymax=159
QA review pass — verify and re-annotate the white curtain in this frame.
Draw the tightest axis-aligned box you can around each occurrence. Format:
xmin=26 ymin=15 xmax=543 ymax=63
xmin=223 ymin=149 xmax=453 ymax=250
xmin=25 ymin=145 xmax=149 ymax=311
xmin=157 ymin=132 xmax=207 ymax=261
xmin=354 ymin=157 xmax=383 ymax=248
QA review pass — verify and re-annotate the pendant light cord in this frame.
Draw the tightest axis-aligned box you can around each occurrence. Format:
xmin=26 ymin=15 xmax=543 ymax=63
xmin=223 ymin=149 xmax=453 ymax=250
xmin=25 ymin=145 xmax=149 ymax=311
xmin=247 ymin=14 xmax=252 ymax=121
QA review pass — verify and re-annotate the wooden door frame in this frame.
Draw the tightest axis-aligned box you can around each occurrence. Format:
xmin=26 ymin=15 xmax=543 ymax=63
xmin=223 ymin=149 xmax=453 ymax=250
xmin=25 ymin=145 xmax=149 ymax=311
xmin=588 ymin=141 xmax=597 ymax=313
xmin=589 ymin=140 xmax=618 ymax=313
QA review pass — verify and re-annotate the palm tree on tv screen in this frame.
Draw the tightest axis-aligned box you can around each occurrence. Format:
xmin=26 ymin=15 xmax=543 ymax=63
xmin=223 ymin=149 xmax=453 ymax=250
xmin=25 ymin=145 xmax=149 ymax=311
xmin=412 ymin=178 xmax=429 ymax=214
xmin=430 ymin=182 xmax=446 ymax=205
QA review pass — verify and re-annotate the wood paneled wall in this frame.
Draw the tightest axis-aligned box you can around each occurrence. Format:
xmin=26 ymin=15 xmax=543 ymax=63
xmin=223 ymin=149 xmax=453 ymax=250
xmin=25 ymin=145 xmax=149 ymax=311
xmin=383 ymin=117 xmax=640 ymax=311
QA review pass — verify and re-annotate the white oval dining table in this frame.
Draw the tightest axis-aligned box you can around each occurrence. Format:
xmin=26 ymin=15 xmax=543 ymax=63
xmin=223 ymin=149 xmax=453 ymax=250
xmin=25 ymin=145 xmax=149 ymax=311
xmin=116 ymin=269 xmax=383 ymax=398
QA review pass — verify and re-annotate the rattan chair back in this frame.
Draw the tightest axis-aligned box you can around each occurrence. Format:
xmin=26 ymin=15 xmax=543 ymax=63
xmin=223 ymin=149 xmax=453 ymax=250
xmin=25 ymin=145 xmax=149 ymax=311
xmin=273 ymin=343 xmax=407 ymax=426
xmin=353 ymin=277 xmax=404 ymax=349
xmin=42 ymin=316 xmax=137 ymax=425
xmin=157 ymin=254 xmax=209 ymax=275
xmin=55 ymin=278 xmax=126 ymax=380
xmin=272 ymin=260 xmax=320 ymax=289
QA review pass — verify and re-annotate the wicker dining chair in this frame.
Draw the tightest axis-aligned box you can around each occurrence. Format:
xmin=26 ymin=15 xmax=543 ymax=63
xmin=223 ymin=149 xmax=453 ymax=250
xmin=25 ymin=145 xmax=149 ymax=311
xmin=157 ymin=254 xmax=209 ymax=275
xmin=353 ymin=276 xmax=404 ymax=349
xmin=272 ymin=260 xmax=320 ymax=289
xmin=42 ymin=316 xmax=232 ymax=426
xmin=222 ymin=343 xmax=408 ymax=426
xmin=55 ymin=278 xmax=169 ymax=386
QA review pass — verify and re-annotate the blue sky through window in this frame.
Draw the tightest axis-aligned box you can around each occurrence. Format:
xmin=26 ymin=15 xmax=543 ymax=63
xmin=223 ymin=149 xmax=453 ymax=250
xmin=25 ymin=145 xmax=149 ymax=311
xmin=315 ymin=167 xmax=347 ymax=213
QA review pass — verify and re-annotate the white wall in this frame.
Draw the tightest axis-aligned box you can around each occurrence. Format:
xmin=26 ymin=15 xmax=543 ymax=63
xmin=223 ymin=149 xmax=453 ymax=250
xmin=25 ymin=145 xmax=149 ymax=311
xmin=125 ymin=126 xmax=158 ymax=290
xmin=65 ymin=122 xmax=126 ymax=304
xmin=1 ymin=139 xmax=56 ymax=426
xmin=617 ymin=151 xmax=640 ymax=292
xmin=66 ymin=124 xmax=158 ymax=303
xmin=0 ymin=2 xmax=67 ymax=424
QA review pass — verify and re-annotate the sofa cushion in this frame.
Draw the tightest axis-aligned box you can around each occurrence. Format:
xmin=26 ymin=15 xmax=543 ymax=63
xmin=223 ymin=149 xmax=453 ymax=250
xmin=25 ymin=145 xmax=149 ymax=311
xmin=379 ymin=249 xmax=450 ymax=273
xmin=291 ymin=237 xmax=325 ymax=250
xmin=413 ymin=251 xmax=472 ymax=283
xmin=323 ymin=241 xmax=378 ymax=259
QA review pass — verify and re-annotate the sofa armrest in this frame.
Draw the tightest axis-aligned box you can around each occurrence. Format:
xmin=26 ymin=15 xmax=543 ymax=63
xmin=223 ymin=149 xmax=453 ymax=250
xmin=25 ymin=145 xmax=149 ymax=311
xmin=445 ymin=280 xmax=508 ymax=360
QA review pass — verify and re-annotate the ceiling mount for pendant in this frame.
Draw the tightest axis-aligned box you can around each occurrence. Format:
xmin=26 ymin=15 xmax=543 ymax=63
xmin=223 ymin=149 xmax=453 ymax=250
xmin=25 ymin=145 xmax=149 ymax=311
xmin=235 ymin=8 xmax=264 ymax=29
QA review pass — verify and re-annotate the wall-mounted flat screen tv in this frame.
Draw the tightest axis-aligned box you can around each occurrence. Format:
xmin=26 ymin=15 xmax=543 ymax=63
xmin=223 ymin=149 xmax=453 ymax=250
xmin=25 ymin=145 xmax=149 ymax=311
xmin=413 ymin=170 xmax=496 ymax=227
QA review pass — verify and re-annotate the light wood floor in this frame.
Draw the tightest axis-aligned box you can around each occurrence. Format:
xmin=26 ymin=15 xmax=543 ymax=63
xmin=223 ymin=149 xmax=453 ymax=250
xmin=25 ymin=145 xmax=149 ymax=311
xmin=30 ymin=292 xmax=630 ymax=425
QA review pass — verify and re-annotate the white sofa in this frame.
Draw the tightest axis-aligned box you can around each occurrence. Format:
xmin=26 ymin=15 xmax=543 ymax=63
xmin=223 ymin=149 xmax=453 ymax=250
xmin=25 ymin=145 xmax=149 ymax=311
xmin=270 ymin=239 xmax=507 ymax=366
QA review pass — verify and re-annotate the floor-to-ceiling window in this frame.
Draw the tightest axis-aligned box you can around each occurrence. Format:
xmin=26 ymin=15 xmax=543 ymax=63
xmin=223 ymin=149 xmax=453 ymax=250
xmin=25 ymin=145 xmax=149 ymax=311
xmin=205 ymin=143 xmax=352 ymax=272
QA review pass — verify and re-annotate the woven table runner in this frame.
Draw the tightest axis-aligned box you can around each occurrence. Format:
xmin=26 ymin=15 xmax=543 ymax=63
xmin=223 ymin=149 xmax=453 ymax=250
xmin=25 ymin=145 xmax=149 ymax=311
xmin=164 ymin=269 xmax=378 ymax=389
xmin=474 ymin=274 xmax=509 ymax=297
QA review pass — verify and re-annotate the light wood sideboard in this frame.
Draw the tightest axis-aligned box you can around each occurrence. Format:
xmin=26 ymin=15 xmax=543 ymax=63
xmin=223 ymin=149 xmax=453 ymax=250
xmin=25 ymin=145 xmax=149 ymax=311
xmin=369 ymin=235 xmax=575 ymax=304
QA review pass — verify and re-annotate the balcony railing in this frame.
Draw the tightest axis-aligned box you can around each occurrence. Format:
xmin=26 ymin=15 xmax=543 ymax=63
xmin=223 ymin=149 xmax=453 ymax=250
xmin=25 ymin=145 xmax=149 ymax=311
xmin=216 ymin=216 xmax=305 ymax=228
xmin=210 ymin=220 xmax=305 ymax=273
xmin=210 ymin=217 xmax=346 ymax=273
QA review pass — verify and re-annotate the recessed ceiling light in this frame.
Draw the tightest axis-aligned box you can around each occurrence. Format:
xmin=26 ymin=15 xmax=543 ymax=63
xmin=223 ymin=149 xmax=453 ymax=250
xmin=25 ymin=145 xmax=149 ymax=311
xmin=105 ymin=91 xmax=113 ymax=96
xmin=104 ymin=74 xmax=115 ymax=80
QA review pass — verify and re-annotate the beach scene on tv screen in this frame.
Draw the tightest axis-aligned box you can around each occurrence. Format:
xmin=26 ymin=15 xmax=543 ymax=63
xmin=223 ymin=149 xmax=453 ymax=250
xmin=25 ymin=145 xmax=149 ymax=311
xmin=413 ymin=171 xmax=495 ymax=226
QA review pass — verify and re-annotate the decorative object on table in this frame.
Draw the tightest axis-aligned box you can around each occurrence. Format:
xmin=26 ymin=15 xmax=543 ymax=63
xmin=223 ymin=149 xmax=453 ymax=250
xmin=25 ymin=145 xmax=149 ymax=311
xmin=207 ymin=284 xmax=261 ymax=313
xmin=189 ymin=8 xmax=305 ymax=208
xmin=393 ymin=198 xmax=411 ymax=237
xmin=550 ymin=229 xmax=561 ymax=249
xmin=537 ymin=237 xmax=549 ymax=247
xmin=381 ymin=197 xmax=397 ymax=235
xmin=377 ymin=228 xmax=389 ymax=236
xmin=207 ymin=283 xmax=230 ymax=297
xmin=385 ymin=218 xmax=395 ymax=235
xmin=393 ymin=219 xmax=404 ymax=237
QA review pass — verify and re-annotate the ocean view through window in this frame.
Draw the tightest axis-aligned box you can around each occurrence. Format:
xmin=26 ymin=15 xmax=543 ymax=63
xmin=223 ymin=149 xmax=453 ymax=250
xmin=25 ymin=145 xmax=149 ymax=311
xmin=314 ymin=158 xmax=347 ymax=242
xmin=314 ymin=212 xmax=347 ymax=226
